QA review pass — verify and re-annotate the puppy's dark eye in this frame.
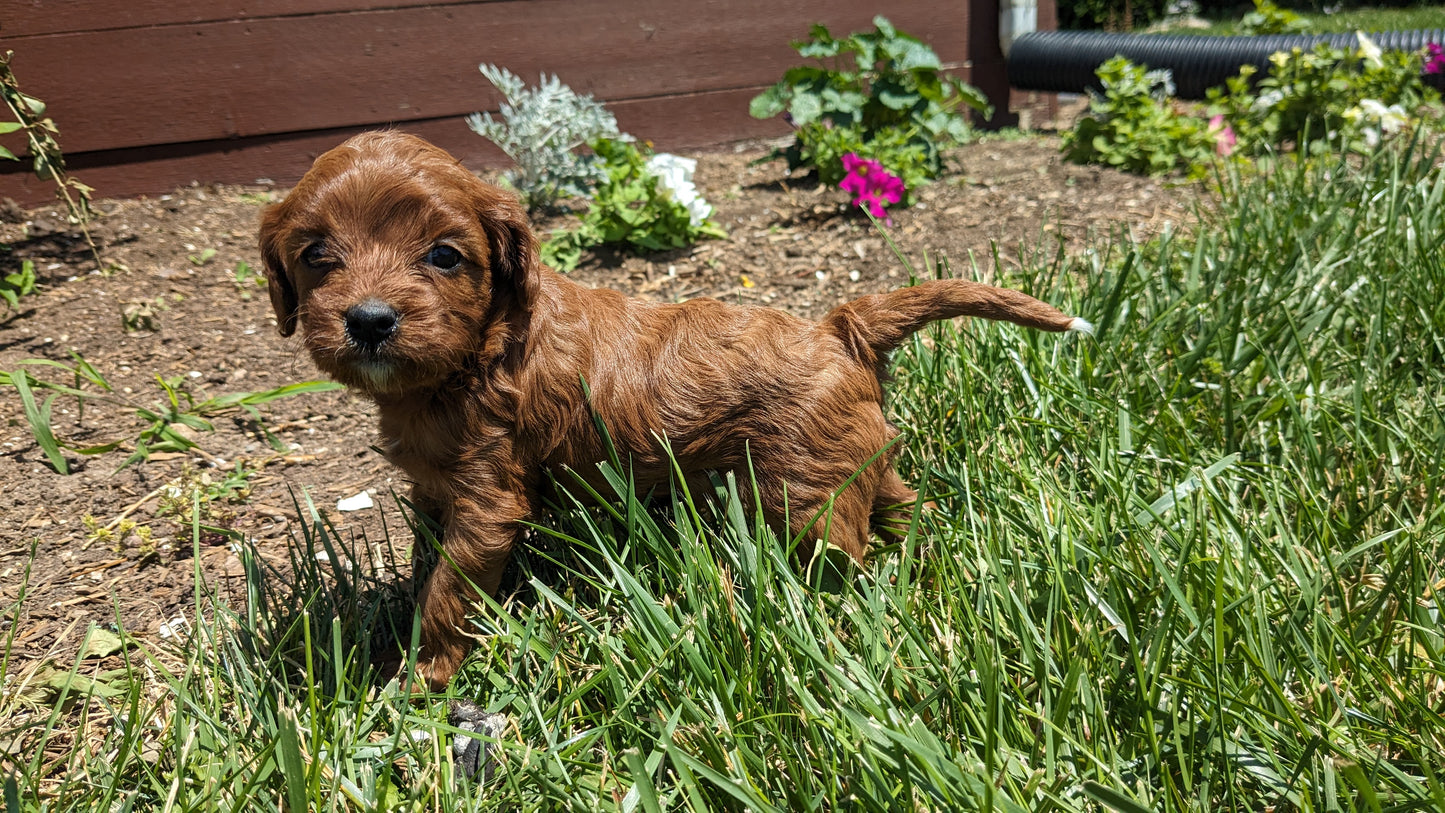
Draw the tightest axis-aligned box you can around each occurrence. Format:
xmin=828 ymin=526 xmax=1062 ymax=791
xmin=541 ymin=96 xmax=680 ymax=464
xmin=426 ymin=245 xmax=462 ymax=271
xmin=301 ymin=242 xmax=330 ymax=269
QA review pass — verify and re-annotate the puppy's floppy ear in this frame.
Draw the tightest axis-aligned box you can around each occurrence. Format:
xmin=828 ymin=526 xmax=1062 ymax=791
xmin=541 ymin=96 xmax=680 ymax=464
xmin=476 ymin=189 xmax=540 ymax=312
xmin=257 ymin=203 xmax=300 ymax=337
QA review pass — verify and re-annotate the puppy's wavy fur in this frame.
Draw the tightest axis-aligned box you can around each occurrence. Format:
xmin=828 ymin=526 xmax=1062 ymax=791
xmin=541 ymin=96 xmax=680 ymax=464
xmin=260 ymin=131 xmax=1089 ymax=689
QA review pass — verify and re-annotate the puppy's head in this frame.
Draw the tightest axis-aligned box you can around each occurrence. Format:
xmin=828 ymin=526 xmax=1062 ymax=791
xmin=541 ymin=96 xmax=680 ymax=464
xmin=258 ymin=131 xmax=539 ymax=395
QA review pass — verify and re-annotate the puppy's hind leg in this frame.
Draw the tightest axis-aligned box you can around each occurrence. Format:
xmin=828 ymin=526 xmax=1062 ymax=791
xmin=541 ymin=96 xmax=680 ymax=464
xmin=768 ymin=408 xmax=922 ymax=565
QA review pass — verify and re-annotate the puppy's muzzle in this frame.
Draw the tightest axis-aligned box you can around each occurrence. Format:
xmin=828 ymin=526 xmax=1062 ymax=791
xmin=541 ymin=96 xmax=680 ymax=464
xmin=345 ymin=299 xmax=400 ymax=351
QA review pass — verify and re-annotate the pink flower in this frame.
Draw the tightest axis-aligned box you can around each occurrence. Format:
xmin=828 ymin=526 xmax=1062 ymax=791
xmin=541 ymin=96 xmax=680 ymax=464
xmin=839 ymin=153 xmax=905 ymax=222
xmin=1208 ymin=114 xmax=1236 ymax=157
xmin=1426 ymin=43 xmax=1445 ymax=75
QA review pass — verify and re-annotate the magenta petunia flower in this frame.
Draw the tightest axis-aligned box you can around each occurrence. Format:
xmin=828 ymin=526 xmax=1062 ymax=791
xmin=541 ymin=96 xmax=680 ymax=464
xmin=1426 ymin=43 xmax=1445 ymax=75
xmin=839 ymin=153 xmax=905 ymax=222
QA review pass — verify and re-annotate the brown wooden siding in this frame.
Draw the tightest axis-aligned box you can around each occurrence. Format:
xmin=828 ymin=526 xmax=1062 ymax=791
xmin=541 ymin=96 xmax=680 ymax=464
xmin=0 ymin=0 xmax=1020 ymax=204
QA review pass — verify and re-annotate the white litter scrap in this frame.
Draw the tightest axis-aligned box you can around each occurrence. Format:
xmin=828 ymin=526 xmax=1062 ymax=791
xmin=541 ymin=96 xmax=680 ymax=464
xmin=336 ymin=491 xmax=375 ymax=512
xmin=157 ymin=615 xmax=189 ymax=639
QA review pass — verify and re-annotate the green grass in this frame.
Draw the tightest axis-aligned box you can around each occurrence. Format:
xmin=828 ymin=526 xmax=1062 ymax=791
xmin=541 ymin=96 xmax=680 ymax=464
xmin=1300 ymin=6 xmax=1445 ymax=34
xmin=1152 ymin=4 xmax=1445 ymax=36
xmin=4 ymin=141 xmax=1445 ymax=810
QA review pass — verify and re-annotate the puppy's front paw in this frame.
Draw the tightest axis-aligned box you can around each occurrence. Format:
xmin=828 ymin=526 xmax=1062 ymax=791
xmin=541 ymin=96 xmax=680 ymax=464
xmin=412 ymin=644 xmax=466 ymax=693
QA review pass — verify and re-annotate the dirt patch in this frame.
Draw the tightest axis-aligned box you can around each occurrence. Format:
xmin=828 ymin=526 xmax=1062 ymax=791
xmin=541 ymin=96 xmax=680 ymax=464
xmin=0 ymin=134 xmax=1196 ymax=668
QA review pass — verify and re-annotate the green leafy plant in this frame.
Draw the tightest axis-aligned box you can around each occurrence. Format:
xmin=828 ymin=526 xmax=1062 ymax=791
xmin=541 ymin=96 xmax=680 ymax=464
xmin=541 ymin=138 xmax=725 ymax=271
xmin=1 ymin=258 xmax=36 ymax=311
xmin=1062 ymin=57 xmax=1218 ymax=177
xmin=466 ymin=64 xmax=624 ymax=212
xmin=0 ymin=353 xmax=342 ymax=474
xmin=1064 ymin=40 xmax=1443 ymax=176
xmin=0 ymin=50 xmax=98 ymax=267
xmin=750 ymin=16 xmax=990 ymax=186
xmin=1206 ymin=37 xmax=1442 ymax=156
xmin=187 ymin=247 xmax=217 ymax=266
xmin=1237 ymin=0 xmax=1311 ymax=36
xmin=790 ymin=121 xmax=935 ymax=201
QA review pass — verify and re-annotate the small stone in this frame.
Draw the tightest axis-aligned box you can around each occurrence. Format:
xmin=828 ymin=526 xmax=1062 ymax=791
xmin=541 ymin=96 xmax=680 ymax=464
xmin=449 ymin=700 xmax=508 ymax=783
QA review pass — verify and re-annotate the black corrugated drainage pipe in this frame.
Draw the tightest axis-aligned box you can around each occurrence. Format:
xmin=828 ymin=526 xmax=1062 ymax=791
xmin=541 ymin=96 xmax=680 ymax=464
xmin=1007 ymin=29 xmax=1445 ymax=100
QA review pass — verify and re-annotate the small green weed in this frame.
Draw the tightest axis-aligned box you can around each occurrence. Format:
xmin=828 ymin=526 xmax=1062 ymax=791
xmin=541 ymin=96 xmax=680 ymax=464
xmin=156 ymin=461 xmax=256 ymax=531
xmin=120 ymin=297 xmax=165 ymax=332
xmin=231 ymin=259 xmax=260 ymax=286
xmin=82 ymin=514 xmax=156 ymax=557
xmin=0 ymin=353 xmax=342 ymax=474
xmin=78 ymin=463 xmax=255 ymax=554
xmin=229 ymin=259 xmax=264 ymax=299
xmin=1 ymin=258 xmax=36 ymax=311
xmin=186 ymin=247 xmax=217 ymax=266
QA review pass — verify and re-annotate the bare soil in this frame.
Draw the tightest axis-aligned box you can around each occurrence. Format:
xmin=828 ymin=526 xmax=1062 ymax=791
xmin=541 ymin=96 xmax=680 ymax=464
xmin=0 ymin=134 xmax=1196 ymax=672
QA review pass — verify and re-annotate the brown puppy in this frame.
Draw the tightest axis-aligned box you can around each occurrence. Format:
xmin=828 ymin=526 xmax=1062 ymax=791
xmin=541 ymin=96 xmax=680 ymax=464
xmin=259 ymin=131 xmax=1089 ymax=689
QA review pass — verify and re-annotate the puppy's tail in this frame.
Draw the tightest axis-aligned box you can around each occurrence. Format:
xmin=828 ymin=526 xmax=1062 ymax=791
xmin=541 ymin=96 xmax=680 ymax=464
xmin=823 ymin=279 xmax=1092 ymax=361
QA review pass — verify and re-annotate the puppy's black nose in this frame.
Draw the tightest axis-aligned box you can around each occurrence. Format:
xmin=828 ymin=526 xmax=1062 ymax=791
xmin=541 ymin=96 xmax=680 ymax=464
xmin=345 ymin=299 xmax=399 ymax=349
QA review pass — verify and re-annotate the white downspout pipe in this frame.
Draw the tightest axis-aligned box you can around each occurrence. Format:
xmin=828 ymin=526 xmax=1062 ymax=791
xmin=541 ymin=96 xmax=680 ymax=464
xmin=1000 ymin=0 xmax=1038 ymax=57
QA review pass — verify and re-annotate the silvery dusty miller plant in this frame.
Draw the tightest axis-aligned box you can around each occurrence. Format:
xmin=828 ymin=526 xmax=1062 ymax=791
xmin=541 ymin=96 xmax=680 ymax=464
xmin=467 ymin=64 xmax=622 ymax=212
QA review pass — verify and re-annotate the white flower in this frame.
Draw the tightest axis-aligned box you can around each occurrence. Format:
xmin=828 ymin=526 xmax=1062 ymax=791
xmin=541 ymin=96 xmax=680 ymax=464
xmin=1252 ymin=89 xmax=1285 ymax=111
xmin=1356 ymin=32 xmax=1383 ymax=70
xmin=646 ymin=153 xmax=713 ymax=227
xmin=1365 ymin=100 xmax=1408 ymax=134
xmin=1347 ymin=99 xmax=1409 ymax=147
xmin=1344 ymin=109 xmax=1381 ymax=148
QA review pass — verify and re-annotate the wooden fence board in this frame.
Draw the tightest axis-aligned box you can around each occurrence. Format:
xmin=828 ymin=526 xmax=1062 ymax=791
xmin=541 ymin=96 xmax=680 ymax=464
xmin=1 ymin=86 xmax=790 ymax=203
xmin=0 ymin=0 xmax=501 ymax=39
xmin=0 ymin=0 xmax=1004 ymax=203
xmin=1 ymin=0 xmax=965 ymax=154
